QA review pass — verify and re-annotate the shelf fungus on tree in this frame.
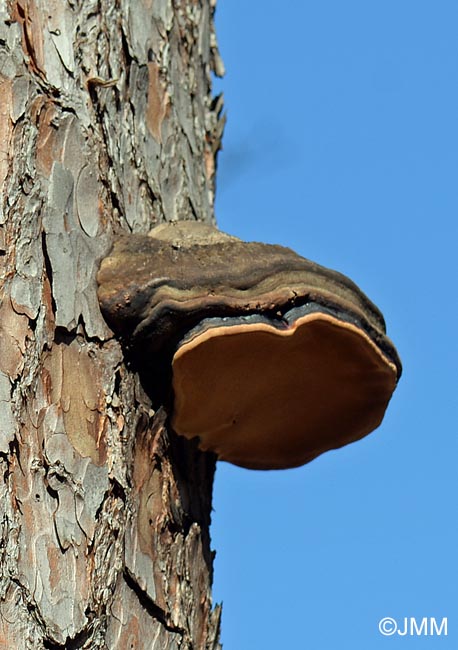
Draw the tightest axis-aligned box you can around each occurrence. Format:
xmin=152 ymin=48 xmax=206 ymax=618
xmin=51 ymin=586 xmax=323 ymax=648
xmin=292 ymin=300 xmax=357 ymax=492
xmin=97 ymin=221 xmax=401 ymax=470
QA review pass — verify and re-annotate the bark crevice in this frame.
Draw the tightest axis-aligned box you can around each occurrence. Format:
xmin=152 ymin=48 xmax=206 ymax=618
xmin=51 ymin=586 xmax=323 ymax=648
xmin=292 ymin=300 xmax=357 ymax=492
xmin=123 ymin=568 xmax=187 ymax=639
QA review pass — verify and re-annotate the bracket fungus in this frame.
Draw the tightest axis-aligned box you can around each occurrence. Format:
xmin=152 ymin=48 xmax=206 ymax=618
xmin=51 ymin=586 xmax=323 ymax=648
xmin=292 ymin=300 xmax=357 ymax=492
xmin=97 ymin=222 xmax=401 ymax=470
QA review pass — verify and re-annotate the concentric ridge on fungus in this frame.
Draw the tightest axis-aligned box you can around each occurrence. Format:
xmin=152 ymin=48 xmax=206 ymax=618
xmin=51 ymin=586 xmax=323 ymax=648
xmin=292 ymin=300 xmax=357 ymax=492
xmin=97 ymin=222 xmax=401 ymax=470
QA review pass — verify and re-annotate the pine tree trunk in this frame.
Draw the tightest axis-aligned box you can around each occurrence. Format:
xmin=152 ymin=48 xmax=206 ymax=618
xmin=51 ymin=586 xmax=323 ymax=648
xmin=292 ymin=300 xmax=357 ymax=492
xmin=0 ymin=1 xmax=224 ymax=647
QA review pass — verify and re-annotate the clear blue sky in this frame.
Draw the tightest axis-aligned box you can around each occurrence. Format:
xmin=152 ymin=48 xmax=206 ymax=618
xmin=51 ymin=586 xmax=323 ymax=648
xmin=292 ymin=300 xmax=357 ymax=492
xmin=211 ymin=2 xmax=458 ymax=648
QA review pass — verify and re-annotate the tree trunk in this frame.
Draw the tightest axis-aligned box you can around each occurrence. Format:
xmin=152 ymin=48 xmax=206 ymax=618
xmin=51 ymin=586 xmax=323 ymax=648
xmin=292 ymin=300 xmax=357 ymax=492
xmin=0 ymin=1 xmax=224 ymax=647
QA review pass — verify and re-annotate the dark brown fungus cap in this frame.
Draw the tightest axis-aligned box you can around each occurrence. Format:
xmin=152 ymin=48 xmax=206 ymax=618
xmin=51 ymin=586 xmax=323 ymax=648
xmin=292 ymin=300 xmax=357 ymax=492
xmin=97 ymin=222 xmax=401 ymax=470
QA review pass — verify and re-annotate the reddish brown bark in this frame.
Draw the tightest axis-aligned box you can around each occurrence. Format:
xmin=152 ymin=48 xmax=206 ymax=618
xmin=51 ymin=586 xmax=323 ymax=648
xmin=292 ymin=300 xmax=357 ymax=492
xmin=0 ymin=1 xmax=224 ymax=647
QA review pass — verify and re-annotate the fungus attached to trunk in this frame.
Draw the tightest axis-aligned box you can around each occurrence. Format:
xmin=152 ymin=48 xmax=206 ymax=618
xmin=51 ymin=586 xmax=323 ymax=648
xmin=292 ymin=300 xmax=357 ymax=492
xmin=97 ymin=222 xmax=401 ymax=470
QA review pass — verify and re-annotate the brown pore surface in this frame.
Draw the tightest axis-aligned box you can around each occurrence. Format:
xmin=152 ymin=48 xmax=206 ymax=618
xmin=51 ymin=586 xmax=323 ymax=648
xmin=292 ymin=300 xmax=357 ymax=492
xmin=171 ymin=313 xmax=398 ymax=470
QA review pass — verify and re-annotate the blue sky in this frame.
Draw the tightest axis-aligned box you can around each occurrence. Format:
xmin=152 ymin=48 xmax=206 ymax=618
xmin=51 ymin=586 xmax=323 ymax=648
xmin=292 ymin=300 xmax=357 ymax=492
xmin=211 ymin=2 xmax=458 ymax=648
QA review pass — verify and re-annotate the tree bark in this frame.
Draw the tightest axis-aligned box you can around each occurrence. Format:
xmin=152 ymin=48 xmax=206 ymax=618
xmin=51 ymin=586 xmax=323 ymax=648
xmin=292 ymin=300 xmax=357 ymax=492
xmin=0 ymin=1 xmax=224 ymax=647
